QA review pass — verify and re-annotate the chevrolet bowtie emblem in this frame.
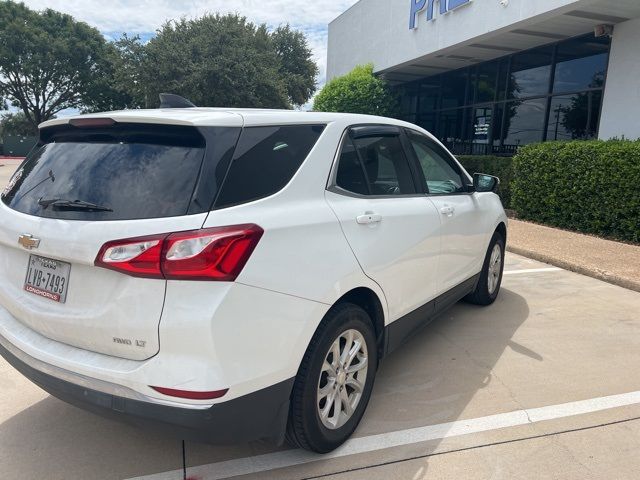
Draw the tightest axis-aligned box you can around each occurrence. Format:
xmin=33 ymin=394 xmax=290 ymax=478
xmin=18 ymin=234 xmax=41 ymax=250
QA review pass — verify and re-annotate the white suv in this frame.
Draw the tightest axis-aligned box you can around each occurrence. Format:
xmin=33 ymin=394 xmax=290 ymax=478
xmin=0 ymin=100 xmax=507 ymax=453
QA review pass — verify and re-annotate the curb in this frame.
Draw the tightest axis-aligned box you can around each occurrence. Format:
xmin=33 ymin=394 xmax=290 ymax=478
xmin=507 ymin=245 xmax=640 ymax=293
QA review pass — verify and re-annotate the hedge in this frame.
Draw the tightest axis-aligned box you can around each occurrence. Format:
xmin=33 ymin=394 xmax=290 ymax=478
xmin=457 ymin=155 xmax=514 ymax=208
xmin=511 ymin=140 xmax=640 ymax=243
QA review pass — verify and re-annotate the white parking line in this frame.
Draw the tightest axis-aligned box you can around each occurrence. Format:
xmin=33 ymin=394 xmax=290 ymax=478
xmin=131 ymin=390 xmax=640 ymax=480
xmin=504 ymin=267 xmax=562 ymax=275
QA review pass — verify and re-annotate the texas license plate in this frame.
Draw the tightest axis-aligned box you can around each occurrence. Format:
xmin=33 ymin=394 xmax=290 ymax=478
xmin=24 ymin=255 xmax=71 ymax=303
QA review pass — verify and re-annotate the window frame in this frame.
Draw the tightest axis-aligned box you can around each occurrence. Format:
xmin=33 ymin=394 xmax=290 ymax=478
xmin=327 ymin=124 xmax=424 ymax=199
xmin=402 ymin=127 xmax=474 ymax=197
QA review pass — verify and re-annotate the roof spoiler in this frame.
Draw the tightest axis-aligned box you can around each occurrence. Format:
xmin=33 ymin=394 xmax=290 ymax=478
xmin=159 ymin=93 xmax=197 ymax=109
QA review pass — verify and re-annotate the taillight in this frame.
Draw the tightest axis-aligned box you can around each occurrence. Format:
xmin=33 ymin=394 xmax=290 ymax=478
xmin=96 ymin=234 xmax=167 ymax=279
xmin=94 ymin=224 xmax=263 ymax=281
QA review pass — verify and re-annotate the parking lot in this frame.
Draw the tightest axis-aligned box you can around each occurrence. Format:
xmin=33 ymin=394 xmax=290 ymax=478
xmin=1 ymin=160 xmax=640 ymax=479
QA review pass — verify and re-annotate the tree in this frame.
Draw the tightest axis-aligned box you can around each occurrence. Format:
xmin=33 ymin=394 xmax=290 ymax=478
xmin=0 ymin=112 xmax=38 ymax=137
xmin=272 ymin=25 xmax=318 ymax=107
xmin=0 ymin=1 xmax=110 ymax=128
xmin=139 ymin=14 xmax=317 ymax=109
xmin=313 ymin=64 xmax=397 ymax=116
xmin=82 ymin=34 xmax=147 ymax=113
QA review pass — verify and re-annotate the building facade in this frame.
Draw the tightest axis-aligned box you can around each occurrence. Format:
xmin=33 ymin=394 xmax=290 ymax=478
xmin=327 ymin=0 xmax=640 ymax=155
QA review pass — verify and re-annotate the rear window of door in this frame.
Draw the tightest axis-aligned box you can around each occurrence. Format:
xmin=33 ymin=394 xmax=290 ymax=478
xmin=335 ymin=131 xmax=417 ymax=196
xmin=1 ymin=124 xmax=214 ymax=221
xmin=214 ymin=124 xmax=325 ymax=209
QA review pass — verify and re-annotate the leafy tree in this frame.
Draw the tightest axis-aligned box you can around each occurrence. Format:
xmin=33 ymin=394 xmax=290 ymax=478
xmin=0 ymin=112 xmax=38 ymax=137
xmin=272 ymin=25 xmax=318 ymax=107
xmin=139 ymin=14 xmax=317 ymax=109
xmin=313 ymin=64 xmax=397 ymax=116
xmin=0 ymin=1 xmax=111 ymax=128
xmin=83 ymin=34 xmax=147 ymax=112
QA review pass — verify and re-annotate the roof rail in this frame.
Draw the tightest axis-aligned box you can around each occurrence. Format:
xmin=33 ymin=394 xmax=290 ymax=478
xmin=159 ymin=93 xmax=197 ymax=109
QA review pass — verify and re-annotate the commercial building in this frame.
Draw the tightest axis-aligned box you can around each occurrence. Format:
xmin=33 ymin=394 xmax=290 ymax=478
xmin=327 ymin=0 xmax=640 ymax=155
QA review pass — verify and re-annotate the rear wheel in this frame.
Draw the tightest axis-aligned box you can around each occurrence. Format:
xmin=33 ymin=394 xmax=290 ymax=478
xmin=286 ymin=303 xmax=377 ymax=453
xmin=466 ymin=231 xmax=505 ymax=305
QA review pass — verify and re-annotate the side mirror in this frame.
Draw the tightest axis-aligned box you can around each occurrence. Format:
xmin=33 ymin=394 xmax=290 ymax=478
xmin=473 ymin=173 xmax=500 ymax=193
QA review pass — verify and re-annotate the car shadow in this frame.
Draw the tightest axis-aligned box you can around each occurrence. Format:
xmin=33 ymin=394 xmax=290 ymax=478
xmin=0 ymin=288 xmax=533 ymax=480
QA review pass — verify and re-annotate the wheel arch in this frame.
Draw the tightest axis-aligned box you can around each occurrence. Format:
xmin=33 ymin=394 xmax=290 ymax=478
xmin=495 ymin=221 xmax=507 ymax=243
xmin=333 ymin=287 xmax=386 ymax=360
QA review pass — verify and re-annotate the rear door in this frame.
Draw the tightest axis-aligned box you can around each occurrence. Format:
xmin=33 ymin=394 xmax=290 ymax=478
xmin=404 ymin=129 xmax=488 ymax=294
xmin=0 ymin=120 xmax=239 ymax=360
xmin=325 ymin=126 xmax=442 ymax=323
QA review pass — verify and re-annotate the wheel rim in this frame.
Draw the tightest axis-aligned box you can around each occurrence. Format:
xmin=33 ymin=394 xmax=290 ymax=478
xmin=487 ymin=243 xmax=502 ymax=295
xmin=317 ymin=329 xmax=369 ymax=430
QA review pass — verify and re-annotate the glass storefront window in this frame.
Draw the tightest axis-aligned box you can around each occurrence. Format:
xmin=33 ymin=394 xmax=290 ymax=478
xmin=476 ymin=61 xmax=498 ymax=103
xmin=508 ymin=46 xmax=553 ymax=99
xmin=441 ymin=70 xmax=468 ymax=109
xmin=419 ymin=77 xmax=441 ymax=112
xmin=553 ymin=37 xmax=609 ymax=93
xmin=391 ymin=34 xmax=610 ymax=154
xmin=438 ymin=109 xmax=466 ymax=142
xmin=547 ymin=91 xmax=602 ymax=140
xmin=503 ymin=98 xmax=547 ymax=146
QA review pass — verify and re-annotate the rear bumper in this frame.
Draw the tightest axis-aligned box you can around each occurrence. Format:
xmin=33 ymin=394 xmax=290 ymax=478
xmin=0 ymin=339 xmax=294 ymax=444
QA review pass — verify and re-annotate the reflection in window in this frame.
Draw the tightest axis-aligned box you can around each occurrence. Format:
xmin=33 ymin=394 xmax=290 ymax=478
xmin=476 ymin=61 xmax=498 ymax=103
xmin=503 ymin=98 xmax=547 ymax=146
xmin=553 ymin=37 xmax=609 ymax=93
xmin=547 ymin=91 xmax=602 ymax=140
xmin=508 ymin=47 xmax=553 ymax=98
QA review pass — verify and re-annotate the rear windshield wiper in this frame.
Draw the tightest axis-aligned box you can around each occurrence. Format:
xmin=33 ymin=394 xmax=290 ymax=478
xmin=38 ymin=198 xmax=113 ymax=212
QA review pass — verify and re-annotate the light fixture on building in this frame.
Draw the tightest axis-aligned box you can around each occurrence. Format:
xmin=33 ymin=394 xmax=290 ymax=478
xmin=594 ymin=24 xmax=614 ymax=38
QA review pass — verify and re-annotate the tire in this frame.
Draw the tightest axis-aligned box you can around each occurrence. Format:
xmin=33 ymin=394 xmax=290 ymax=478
xmin=286 ymin=303 xmax=378 ymax=453
xmin=466 ymin=231 xmax=505 ymax=306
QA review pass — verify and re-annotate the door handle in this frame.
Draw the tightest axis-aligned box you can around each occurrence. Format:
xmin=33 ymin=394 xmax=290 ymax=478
xmin=440 ymin=205 xmax=455 ymax=217
xmin=356 ymin=213 xmax=382 ymax=225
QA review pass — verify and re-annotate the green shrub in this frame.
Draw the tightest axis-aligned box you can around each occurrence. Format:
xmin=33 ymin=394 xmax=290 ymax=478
xmin=313 ymin=64 xmax=397 ymax=116
xmin=457 ymin=155 xmax=514 ymax=208
xmin=511 ymin=140 xmax=640 ymax=243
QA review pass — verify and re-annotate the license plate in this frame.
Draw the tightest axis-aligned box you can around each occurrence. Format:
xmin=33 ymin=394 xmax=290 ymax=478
xmin=24 ymin=255 xmax=71 ymax=303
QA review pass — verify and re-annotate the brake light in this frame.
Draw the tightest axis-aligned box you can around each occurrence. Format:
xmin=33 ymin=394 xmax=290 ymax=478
xmin=94 ymin=224 xmax=263 ymax=281
xmin=150 ymin=386 xmax=228 ymax=400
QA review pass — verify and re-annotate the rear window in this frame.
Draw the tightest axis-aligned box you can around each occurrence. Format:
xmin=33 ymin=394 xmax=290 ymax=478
xmin=214 ymin=124 xmax=325 ymax=209
xmin=1 ymin=124 xmax=209 ymax=221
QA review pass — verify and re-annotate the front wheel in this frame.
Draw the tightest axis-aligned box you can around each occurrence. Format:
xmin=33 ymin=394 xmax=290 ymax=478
xmin=286 ymin=303 xmax=377 ymax=453
xmin=466 ymin=231 xmax=505 ymax=305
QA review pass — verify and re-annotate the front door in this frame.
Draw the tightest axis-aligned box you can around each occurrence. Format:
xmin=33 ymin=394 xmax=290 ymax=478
xmin=404 ymin=129 xmax=488 ymax=294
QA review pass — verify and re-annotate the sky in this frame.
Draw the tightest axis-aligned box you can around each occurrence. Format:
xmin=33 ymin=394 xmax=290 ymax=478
xmin=21 ymin=0 xmax=360 ymax=90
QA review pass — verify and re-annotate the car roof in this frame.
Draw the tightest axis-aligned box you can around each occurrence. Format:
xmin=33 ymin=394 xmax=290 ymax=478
xmin=38 ymin=108 xmax=418 ymax=130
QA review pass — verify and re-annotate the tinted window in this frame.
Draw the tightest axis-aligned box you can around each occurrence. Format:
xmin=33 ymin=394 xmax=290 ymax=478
xmin=215 ymin=125 xmax=325 ymax=208
xmin=336 ymin=133 xmax=416 ymax=196
xmin=503 ymin=98 xmax=547 ymax=146
xmin=2 ymin=124 xmax=208 ymax=221
xmin=547 ymin=91 xmax=602 ymax=141
xmin=407 ymin=131 xmax=465 ymax=194
xmin=509 ymin=46 xmax=553 ymax=98
xmin=553 ymin=37 xmax=609 ymax=93
xmin=335 ymin=138 xmax=369 ymax=195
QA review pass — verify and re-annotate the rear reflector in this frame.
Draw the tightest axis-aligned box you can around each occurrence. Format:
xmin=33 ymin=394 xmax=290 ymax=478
xmin=150 ymin=386 xmax=229 ymax=400
xmin=94 ymin=224 xmax=263 ymax=281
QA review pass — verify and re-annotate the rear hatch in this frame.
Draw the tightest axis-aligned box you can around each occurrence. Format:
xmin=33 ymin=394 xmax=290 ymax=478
xmin=0 ymin=119 xmax=240 ymax=360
